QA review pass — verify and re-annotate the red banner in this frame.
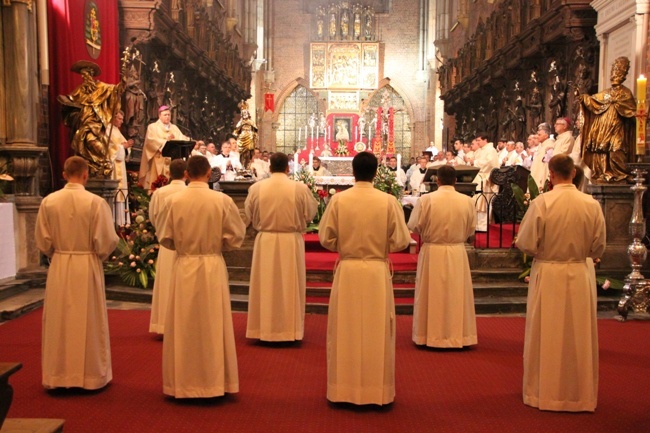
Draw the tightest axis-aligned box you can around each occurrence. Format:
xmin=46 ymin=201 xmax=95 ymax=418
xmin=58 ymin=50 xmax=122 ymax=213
xmin=387 ymin=107 xmax=395 ymax=155
xmin=264 ymin=93 xmax=274 ymax=112
xmin=48 ymin=0 xmax=120 ymax=188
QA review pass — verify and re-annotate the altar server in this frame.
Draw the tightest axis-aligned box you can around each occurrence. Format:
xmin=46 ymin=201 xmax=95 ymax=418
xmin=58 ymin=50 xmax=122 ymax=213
xmin=148 ymin=159 xmax=187 ymax=334
xmin=157 ymin=156 xmax=245 ymax=398
xmin=319 ymin=152 xmax=411 ymax=405
xmin=36 ymin=156 xmax=119 ymax=389
xmin=408 ymin=165 xmax=477 ymax=348
xmin=245 ymin=152 xmax=318 ymax=341
xmin=516 ymin=154 xmax=605 ymax=412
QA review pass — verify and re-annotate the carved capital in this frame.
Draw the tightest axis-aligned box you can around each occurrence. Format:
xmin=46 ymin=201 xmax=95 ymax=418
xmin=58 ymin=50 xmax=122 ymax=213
xmin=2 ymin=0 xmax=32 ymax=12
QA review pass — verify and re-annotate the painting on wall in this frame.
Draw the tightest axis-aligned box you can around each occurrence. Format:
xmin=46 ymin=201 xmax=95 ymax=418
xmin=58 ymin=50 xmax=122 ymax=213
xmin=310 ymin=42 xmax=379 ymax=90
xmin=333 ymin=116 xmax=353 ymax=142
xmin=328 ymin=91 xmax=359 ymax=111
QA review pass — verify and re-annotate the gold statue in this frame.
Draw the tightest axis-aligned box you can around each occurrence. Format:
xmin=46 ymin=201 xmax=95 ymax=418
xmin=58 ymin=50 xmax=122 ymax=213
xmin=234 ymin=100 xmax=258 ymax=168
xmin=58 ymin=60 xmax=125 ymax=178
xmin=577 ymin=56 xmax=636 ymax=183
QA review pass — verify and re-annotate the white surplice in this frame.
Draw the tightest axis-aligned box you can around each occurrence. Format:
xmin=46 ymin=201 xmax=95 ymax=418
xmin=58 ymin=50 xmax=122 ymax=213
xmin=408 ymin=185 xmax=477 ymax=348
xmin=138 ymin=120 xmax=188 ymax=190
xmin=515 ymin=184 xmax=606 ymax=412
xmin=35 ymin=183 xmax=119 ymax=389
xmin=552 ymin=130 xmax=575 ymax=156
xmin=147 ymin=179 xmax=186 ymax=334
xmin=244 ymin=173 xmax=318 ymax=341
xmin=157 ymin=182 xmax=245 ymax=398
xmin=319 ymin=182 xmax=411 ymax=405
xmin=107 ymin=127 xmax=130 ymax=226
xmin=529 ymin=138 xmax=555 ymax=190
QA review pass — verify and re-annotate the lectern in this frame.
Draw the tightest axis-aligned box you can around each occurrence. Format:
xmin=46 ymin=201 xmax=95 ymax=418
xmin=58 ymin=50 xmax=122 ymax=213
xmin=161 ymin=140 xmax=195 ymax=160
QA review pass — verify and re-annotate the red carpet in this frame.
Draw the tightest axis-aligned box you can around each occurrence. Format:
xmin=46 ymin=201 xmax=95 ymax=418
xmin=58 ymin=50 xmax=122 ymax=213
xmin=1 ymin=309 xmax=649 ymax=432
xmin=474 ymin=223 xmax=518 ymax=249
xmin=304 ymin=233 xmax=419 ymax=271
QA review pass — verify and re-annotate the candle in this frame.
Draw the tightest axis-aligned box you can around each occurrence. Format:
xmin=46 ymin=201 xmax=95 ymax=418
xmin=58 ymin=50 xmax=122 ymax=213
xmin=298 ymin=128 xmax=301 ymax=142
xmin=638 ymin=75 xmax=647 ymax=101
xmin=294 ymin=152 xmax=299 ymax=172
xmin=397 ymin=153 xmax=402 ymax=170
xmin=309 ymin=152 xmax=314 ymax=171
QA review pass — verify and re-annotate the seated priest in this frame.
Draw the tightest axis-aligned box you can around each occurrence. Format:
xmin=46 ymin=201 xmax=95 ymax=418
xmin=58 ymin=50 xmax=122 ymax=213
xmin=311 ymin=157 xmax=331 ymax=177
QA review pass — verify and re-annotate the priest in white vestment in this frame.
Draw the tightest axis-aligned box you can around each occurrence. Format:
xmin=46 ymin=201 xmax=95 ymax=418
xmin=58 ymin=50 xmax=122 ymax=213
xmin=245 ymin=153 xmax=318 ymax=341
xmin=147 ymin=159 xmax=187 ymax=334
xmin=250 ymin=148 xmax=271 ymax=181
xmin=472 ymin=133 xmax=499 ymax=231
xmin=319 ymin=152 xmax=411 ymax=405
xmin=515 ymin=155 xmax=605 ymax=412
xmin=138 ymin=106 xmax=189 ymax=190
xmin=530 ymin=123 xmax=555 ymax=190
xmin=157 ymin=156 xmax=245 ymax=398
xmin=107 ymin=110 xmax=132 ymax=226
xmin=552 ymin=117 xmax=575 ymax=156
xmin=408 ymin=165 xmax=477 ymax=348
xmin=35 ymin=156 xmax=119 ymax=390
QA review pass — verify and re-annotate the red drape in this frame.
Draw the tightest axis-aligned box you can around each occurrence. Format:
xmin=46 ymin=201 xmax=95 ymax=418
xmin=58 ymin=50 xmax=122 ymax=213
xmin=47 ymin=0 xmax=119 ymax=188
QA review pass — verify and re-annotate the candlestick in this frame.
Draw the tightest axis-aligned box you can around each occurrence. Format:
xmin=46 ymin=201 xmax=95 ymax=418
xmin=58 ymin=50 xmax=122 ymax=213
xmin=294 ymin=152 xmax=299 ymax=172
xmin=309 ymin=152 xmax=314 ymax=171
xmin=397 ymin=153 xmax=402 ymax=170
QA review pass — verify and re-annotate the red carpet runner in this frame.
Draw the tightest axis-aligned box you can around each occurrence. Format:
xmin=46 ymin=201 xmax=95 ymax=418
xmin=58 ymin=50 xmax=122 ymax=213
xmin=1 ymin=309 xmax=649 ymax=432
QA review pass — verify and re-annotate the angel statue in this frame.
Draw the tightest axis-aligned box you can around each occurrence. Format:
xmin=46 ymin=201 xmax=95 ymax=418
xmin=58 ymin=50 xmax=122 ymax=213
xmin=58 ymin=60 xmax=126 ymax=178
xmin=234 ymin=100 xmax=259 ymax=168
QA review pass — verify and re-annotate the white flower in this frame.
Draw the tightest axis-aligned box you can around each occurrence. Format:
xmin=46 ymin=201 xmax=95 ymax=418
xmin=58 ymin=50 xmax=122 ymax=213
xmin=136 ymin=268 xmax=141 ymax=273
xmin=143 ymin=229 xmax=148 ymax=234
xmin=135 ymin=215 xmax=145 ymax=224
xmin=148 ymin=259 xmax=154 ymax=264
xmin=130 ymin=262 xmax=136 ymax=267
xmin=329 ymin=188 xmax=336 ymax=195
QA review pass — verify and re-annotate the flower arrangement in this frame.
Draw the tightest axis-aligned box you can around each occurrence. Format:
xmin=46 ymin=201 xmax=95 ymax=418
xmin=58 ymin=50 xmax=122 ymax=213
xmin=334 ymin=140 xmax=349 ymax=156
xmin=105 ymin=172 xmax=160 ymax=288
xmin=373 ymin=164 xmax=402 ymax=200
xmin=150 ymin=174 xmax=169 ymax=192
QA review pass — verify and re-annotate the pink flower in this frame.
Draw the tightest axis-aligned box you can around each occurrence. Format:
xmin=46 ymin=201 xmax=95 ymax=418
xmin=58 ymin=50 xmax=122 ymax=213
xmin=524 ymin=276 xmax=530 ymax=283
xmin=602 ymin=279 xmax=611 ymax=290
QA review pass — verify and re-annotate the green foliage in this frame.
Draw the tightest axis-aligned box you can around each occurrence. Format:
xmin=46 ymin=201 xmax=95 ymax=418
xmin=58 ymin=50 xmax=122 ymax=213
xmin=104 ymin=175 xmax=159 ymax=289
xmin=373 ymin=164 xmax=402 ymax=200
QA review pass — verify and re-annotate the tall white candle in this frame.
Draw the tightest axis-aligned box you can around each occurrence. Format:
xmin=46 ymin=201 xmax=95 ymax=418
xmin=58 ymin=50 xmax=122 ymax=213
xmin=298 ymin=128 xmax=301 ymax=142
xmin=397 ymin=153 xmax=401 ymax=169
xmin=294 ymin=152 xmax=299 ymax=171
xmin=309 ymin=152 xmax=314 ymax=170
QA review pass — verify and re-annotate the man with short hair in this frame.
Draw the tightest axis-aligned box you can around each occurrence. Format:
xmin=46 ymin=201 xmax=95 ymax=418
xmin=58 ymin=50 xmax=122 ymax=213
xmin=516 ymin=154 xmax=605 ymax=412
xmin=408 ymin=165 xmax=477 ymax=348
xmin=530 ymin=122 xmax=555 ymax=190
xmin=311 ymin=156 xmax=331 ymax=176
xmin=107 ymin=110 xmax=133 ymax=226
xmin=148 ymin=158 xmax=187 ymax=335
xmin=409 ymin=156 xmax=429 ymax=193
xmin=139 ymin=106 xmax=189 ymax=190
xmin=250 ymin=148 xmax=270 ymax=180
xmin=319 ymin=152 xmax=411 ymax=405
xmin=205 ymin=142 xmax=220 ymax=168
xmin=215 ymin=139 xmax=243 ymax=174
xmin=496 ymin=138 xmax=509 ymax=163
xmin=36 ymin=156 xmax=119 ymax=390
xmin=502 ymin=141 xmax=517 ymax=166
xmin=523 ymin=134 xmax=539 ymax=169
xmin=387 ymin=156 xmax=407 ymax=187
xmin=472 ymin=133 xmax=499 ymax=231
xmin=245 ymin=153 xmax=318 ymax=342
xmin=158 ymin=155 xmax=245 ymax=398
xmin=552 ymin=117 xmax=575 ymax=156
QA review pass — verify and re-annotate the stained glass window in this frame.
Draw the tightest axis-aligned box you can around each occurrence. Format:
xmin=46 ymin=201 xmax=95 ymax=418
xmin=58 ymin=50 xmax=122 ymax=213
xmin=276 ymin=86 xmax=321 ymax=155
xmin=363 ymin=85 xmax=412 ymax=155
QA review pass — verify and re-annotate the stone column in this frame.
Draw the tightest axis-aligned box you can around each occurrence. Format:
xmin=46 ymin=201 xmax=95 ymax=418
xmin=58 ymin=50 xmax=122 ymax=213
xmin=0 ymin=0 xmax=48 ymax=276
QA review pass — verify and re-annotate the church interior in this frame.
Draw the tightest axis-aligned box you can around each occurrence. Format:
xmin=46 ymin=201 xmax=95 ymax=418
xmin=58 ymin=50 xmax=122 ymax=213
xmin=1 ymin=0 xmax=650 ymax=432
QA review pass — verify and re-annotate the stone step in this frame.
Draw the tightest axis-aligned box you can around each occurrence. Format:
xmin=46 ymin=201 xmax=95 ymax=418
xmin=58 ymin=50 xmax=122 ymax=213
xmin=0 ymin=289 xmax=45 ymax=323
xmin=0 ymin=277 xmax=46 ymax=302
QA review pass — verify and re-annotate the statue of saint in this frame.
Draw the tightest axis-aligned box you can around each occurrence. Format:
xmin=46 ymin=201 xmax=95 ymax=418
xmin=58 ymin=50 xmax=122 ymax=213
xmin=58 ymin=60 xmax=125 ymax=178
xmin=578 ymin=56 xmax=636 ymax=183
xmin=234 ymin=100 xmax=258 ymax=168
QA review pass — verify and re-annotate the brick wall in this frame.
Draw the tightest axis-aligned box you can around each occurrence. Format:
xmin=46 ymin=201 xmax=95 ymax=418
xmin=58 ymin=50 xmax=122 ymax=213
xmin=268 ymin=0 xmax=428 ymax=156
